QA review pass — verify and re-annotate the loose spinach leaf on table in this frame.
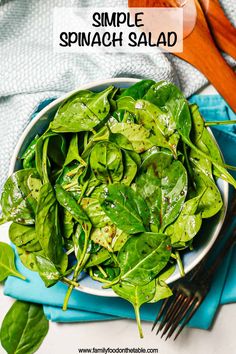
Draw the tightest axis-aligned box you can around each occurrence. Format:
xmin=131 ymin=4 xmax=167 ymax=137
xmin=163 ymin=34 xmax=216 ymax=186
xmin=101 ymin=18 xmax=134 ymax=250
xmin=0 ymin=301 xmax=49 ymax=354
xmin=0 ymin=242 xmax=26 ymax=281
xmin=100 ymin=183 xmax=150 ymax=234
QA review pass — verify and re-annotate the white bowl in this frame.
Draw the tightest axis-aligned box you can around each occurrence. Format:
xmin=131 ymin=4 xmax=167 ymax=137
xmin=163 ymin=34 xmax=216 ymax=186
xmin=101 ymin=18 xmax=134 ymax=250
xmin=9 ymin=78 xmax=228 ymax=297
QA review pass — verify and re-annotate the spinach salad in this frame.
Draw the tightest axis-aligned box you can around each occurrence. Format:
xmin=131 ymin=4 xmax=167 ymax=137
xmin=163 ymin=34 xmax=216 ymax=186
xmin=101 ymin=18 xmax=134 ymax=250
xmin=1 ymin=80 xmax=236 ymax=339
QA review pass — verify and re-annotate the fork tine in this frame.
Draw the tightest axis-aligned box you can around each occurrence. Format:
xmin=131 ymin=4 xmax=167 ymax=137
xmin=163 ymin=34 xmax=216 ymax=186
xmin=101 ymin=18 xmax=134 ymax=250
xmin=156 ymin=292 xmax=181 ymax=334
xmin=160 ymin=294 xmax=187 ymax=338
xmin=152 ymin=296 xmax=171 ymax=331
xmin=174 ymin=298 xmax=203 ymax=340
xmin=165 ymin=296 xmax=197 ymax=340
xmin=157 ymin=292 xmax=185 ymax=336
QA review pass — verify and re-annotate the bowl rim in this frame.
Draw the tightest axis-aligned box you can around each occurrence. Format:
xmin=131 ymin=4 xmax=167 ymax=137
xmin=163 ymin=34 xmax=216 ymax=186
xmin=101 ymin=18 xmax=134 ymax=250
xmin=8 ymin=77 xmax=229 ymax=297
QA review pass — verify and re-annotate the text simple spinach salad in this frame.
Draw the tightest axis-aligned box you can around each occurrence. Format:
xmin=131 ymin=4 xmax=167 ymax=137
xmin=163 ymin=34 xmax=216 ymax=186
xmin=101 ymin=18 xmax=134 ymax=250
xmin=1 ymin=80 xmax=236 ymax=345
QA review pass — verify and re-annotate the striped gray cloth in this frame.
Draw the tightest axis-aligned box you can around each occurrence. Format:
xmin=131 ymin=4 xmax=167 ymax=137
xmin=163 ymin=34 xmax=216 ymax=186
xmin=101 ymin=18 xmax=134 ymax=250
xmin=0 ymin=0 xmax=235 ymax=192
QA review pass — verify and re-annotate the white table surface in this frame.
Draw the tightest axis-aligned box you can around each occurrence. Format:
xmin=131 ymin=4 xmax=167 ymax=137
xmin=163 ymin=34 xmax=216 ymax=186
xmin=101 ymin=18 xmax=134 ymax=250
xmin=1 ymin=85 xmax=236 ymax=354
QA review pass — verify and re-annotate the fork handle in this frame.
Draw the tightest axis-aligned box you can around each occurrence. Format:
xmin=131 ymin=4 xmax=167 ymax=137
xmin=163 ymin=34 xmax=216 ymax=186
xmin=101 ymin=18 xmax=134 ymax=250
xmin=197 ymin=227 xmax=236 ymax=284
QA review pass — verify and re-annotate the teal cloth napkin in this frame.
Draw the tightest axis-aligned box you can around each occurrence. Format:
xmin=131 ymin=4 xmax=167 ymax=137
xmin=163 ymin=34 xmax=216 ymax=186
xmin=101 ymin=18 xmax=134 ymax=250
xmin=4 ymin=94 xmax=236 ymax=329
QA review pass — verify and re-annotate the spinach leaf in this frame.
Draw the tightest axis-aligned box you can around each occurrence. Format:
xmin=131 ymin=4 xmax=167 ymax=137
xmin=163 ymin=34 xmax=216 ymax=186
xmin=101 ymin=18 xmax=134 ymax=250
xmin=86 ymin=248 xmax=111 ymax=267
xmin=47 ymin=133 xmax=67 ymax=167
xmin=166 ymin=196 xmax=202 ymax=247
xmin=64 ymin=133 xmax=86 ymax=167
xmin=109 ymin=131 xmax=133 ymax=151
xmin=91 ymin=225 xmax=122 ymax=252
xmin=112 ymin=231 xmax=130 ymax=252
xmin=62 ymin=209 xmax=74 ymax=239
xmin=17 ymin=247 xmax=44 ymax=272
xmin=0 ymin=301 xmax=49 ymax=354
xmin=116 ymin=96 xmax=136 ymax=115
xmin=56 ymin=163 xmax=84 ymax=201
xmin=22 ymin=135 xmax=39 ymax=169
xmin=35 ymin=131 xmax=57 ymax=181
xmin=100 ymin=184 xmax=150 ymax=234
xmin=36 ymin=183 xmax=64 ymax=267
xmin=144 ymin=80 xmax=192 ymax=140
xmin=135 ymin=99 xmax=179 ymax=157
xmin=110 ymin=122 xmax=154 ymax=153
xmin=113 ymin=280 xmax=156 ymax=338
xmin=190 ymin=104 xmax=224 ymax=178
xmin=50 ymin=86 xmax=114 ymax=133
xmin=122 ymin=150 xmax=137 ymax=186
xmin=90 ymin=141 xmax=124 ymax=184
xmin=55 ymin=184 xmax=91 ymax=225
xmin=9 ymin=223 xmax=42 ymax=252
xmin=35 ymin=254 xmax=63 ymax=287
xmin=118 ymin=232 xmax=172 ymax=285
xmin=81 ymin=197 xmax=111 ymax=227
xmin=190 ymin=169 xmax=223 ymax=218
xmin=55 ymin=184 xmax=92 ymax=310
xmin=149 ymin=265 xmax=175 ymax=303
xmin=120 ymin=80 xmax=155 ymax=99
xmin=0 ymin=169 xmax=41 ymax=225
xmin=136 ymin=150 xmax=188 ymax=231
xmin=0 ymin=242 xmax=26 ymax=281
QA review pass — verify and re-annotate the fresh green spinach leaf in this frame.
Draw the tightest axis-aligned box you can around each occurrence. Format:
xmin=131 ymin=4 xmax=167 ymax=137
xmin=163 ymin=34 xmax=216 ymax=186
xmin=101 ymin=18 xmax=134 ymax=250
xmin=118 ymin=232 xmax=171 ymax=285
xmin=0 ymin=301 xmax=49 ymax=354
xmin=0 ymin=242 xmax=26 ymax=281
xmin=51 ymin=86 xmax=114 ymax=133
xmin=100 ymin=184 xmax=150 ymax=234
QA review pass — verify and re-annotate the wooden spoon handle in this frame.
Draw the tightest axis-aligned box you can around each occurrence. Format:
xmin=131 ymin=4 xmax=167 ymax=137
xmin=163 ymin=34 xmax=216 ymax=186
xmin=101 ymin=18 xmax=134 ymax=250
xmin=176 ymin=48 xmax=236 ymax=111
xmin=175 ymin=1 xmax=236 ymax=111
xmin=199 ymin=0 xmax=236 ymax=60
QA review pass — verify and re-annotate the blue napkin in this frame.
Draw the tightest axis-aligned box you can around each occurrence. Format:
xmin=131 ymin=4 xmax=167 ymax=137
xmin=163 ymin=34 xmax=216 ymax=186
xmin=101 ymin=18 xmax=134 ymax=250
xmin=4 ymin=94 xmax=236 ymax=329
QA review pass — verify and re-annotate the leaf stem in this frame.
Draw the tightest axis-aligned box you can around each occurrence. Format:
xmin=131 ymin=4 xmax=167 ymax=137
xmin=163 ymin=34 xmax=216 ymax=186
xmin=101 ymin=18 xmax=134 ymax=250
xmin=102 ymin=277 xmax=120 ymax=289
xmin=97 ymin=265 xmax=108 ymax=278
xmin=89 ymin=269 xmax=111 ymax=283
xmin=63 ymin=277 xmax=79 ymax=287
xmin=205 ymin=120 xmax=236 ymax=126
xmin=175 ymin=251 xmax=185 ymax=277
xmin=13 ymin=270 xmax=26 ymax=281
xmin=134 ymin=305 xmax=143 ymax=339
xmin=224 ymin=164 xmax=236 ymax=171
xmin=63 ymin=223 xmax=91 ymax=311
